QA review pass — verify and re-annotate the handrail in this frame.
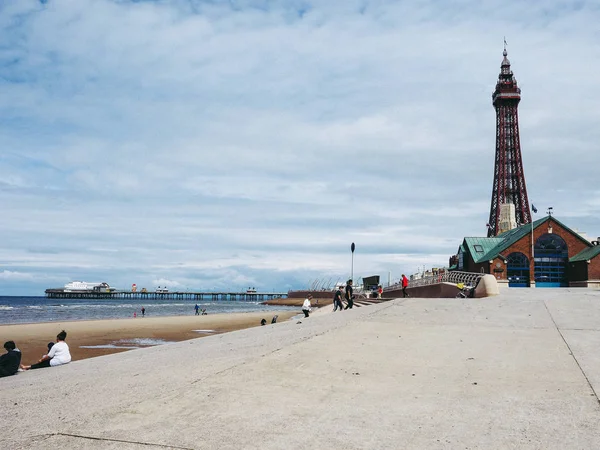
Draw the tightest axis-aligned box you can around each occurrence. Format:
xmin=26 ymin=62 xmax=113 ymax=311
xmin=384 ymin=271 xmax=484 ymax=291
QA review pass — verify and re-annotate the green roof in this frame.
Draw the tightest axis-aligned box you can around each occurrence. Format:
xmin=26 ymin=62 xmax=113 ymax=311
xmin=474 ymin=216 xmax=592 ymax=263
xmin=476 ymin=217 xmax=548 ymax=262
xmin=570 ymin=245 xmax=600 ymax=262
xmin=464 ymin=237 xmax=504 ymax=263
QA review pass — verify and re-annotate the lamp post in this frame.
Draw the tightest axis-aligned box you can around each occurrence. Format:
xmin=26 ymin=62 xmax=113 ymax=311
xmin=350 ymin=242 xmax=355 ymax=281
xmin=531 ymin=204 xmax=538 ymax=288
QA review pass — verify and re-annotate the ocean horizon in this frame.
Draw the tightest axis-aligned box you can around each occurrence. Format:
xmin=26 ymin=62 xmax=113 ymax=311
xmin=0 ymin=296 xmax=291 ymax=325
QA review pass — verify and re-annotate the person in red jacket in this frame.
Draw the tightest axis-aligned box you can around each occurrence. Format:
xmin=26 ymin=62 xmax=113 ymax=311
xmin=401 ymin=274 xmax=409 ymax=298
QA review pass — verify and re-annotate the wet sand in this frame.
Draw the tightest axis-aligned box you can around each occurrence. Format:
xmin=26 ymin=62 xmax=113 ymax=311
xmin=2 ymin=311 xmax=297 ymax=364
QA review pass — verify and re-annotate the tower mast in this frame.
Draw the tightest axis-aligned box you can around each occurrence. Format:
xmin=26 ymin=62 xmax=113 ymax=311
xmin=487 ymin=44 xmax=531 ymax=237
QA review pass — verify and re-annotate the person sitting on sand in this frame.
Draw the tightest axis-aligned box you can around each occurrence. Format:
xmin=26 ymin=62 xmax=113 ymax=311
xmin=21 ymin=330 xmax=71 ymax=371
xmin=0 ymin=341 xmax=22 ymax=378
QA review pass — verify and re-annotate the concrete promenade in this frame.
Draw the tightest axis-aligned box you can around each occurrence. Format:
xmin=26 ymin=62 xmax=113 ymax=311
xmin=3 ymin=289 xmax=600 ymax=449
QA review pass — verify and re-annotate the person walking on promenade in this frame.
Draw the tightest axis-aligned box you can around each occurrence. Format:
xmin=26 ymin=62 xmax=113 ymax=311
xmin=194 ymin=304 xmax=200 ymax=315
xmin=141 ymin=307 xmax=145 ymax=317
xmin=344 ymin=280 xmax=354 ymax=309
xmin=0 ymin=341 xmax=21 ymax=378
xmin=333 ymin=286 xmax=344 ymax=311
xmin=21 ymin=330 xmax=71 ymax=371
xmin=377 ymin=285 xmax=383 ymax=299
xmin=402 ymin=274 xmax=409 ymax=298
xmin=302 ymin=295 xmax=312 ymax=318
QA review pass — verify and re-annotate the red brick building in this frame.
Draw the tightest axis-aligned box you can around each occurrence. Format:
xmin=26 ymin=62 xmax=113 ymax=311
xmin=450 ymin=216 xmax=600 ymax=288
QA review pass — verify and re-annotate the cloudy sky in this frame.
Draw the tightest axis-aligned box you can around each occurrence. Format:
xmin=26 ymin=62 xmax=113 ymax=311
xmin=1 ymin=0 xmax=599 ymax=296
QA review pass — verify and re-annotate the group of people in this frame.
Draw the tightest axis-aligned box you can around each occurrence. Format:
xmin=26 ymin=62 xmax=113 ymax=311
xmin=332 ymin=279 xmax=355 ymax=311
xmin=300 ymin=279 xmax=356 ymax=318
xmin=194 ymin=304 xmax=208 ymax=315
xmin=0 ymin=330 xmax=71 ymax=378
xmin=324 ymin=275 xmax=409 ymax=316
xmin=260 ymin=315 xmax=279 ymax=325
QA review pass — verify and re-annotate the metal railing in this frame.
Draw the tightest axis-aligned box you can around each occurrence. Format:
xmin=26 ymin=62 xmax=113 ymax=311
xmin=384 ymin=271 xmax=484 ymax=291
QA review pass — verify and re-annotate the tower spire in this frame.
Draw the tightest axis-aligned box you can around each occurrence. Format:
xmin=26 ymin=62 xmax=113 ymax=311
xmin=487 ymin=44 xmax=531 ymax=237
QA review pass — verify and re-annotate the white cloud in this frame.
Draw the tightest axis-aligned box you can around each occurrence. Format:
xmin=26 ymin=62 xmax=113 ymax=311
xmin=0 ymin=270 xmax=35 ymax=281
xmin=0 ymin=0 xmax=599 ymax=295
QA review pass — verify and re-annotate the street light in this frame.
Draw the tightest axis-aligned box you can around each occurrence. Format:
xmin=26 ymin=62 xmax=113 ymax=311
xmin=350 ymin=242 xmax=355 ymax=281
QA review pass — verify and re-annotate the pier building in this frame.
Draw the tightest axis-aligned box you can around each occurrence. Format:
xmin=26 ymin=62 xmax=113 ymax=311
xmin=44 ymin=289 xmax=287 ymax=301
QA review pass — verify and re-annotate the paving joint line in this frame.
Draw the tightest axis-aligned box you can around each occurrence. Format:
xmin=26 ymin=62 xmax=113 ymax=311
xmin=543 ymin=300 xmax=600 ymax=408
xmin=50 ymin=432 xmax=194 ymax=449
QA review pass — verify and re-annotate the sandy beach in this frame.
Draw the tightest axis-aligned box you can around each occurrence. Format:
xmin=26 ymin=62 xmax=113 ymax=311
xmin=1 ymin=310 xmax=297 ymax=364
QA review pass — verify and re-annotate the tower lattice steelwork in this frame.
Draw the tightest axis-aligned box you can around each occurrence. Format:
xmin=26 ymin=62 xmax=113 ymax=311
xmin=487 ymin=46 xmax=531 ymax=237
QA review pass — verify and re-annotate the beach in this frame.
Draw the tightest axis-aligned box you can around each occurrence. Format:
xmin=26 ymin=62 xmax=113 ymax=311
xmin=1 ymin=310 xmax=297 ymax=364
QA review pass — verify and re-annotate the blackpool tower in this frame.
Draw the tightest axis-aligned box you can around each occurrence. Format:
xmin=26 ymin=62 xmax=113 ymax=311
xmin=487 ymin=45 xmax=531 ymax=237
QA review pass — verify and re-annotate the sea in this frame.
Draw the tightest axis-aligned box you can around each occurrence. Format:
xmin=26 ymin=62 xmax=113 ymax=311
xmin=0 ymin=296 xmax=290 ymax=325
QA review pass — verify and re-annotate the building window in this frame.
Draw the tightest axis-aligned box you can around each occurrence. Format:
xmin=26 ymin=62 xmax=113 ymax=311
xmin=474 ymin=245 xmax=484 ymax=253
xmin=507 ymin=252 xmax=530 ymax=287
xmin=534 ymin=233 xmax=568 ymax=287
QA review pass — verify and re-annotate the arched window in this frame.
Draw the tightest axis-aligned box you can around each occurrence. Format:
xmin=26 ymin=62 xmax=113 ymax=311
xmin=507 ymin=252 xmax=529 ymax=267
xmin=506 ymin=252 xmax=530 ymax=287
xmin=535 ymin=233 xmax=568 ymax=256
xmin=534 ymin=233 xmax=568 ymax=287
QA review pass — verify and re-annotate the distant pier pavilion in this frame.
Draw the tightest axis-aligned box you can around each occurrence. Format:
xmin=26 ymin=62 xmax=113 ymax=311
xmin=44 ymin=290 xmax=288 ymax=301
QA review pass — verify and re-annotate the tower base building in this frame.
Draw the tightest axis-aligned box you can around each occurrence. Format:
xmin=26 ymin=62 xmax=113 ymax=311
xmin=451 ymin=216 xmax=600 ymax=288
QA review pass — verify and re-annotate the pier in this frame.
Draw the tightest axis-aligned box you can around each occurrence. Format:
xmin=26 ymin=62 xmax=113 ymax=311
xmin=44 ymin=290 xmax=288 ymax=301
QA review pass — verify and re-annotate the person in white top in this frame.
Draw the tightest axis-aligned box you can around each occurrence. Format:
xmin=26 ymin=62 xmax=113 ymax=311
xmin=21 ymin=330 xmax=71 ymax=370
xmin=302 ymin=295 xmax=312 ymax=318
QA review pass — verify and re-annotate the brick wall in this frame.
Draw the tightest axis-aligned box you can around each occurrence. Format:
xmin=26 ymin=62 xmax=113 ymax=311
xmin=589 ymin=256 xmax=600 ymax=280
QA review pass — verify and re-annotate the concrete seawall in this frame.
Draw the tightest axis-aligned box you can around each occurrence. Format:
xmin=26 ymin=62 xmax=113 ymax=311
xmin=387 ymin=281 xmax=459 ymax=298
xmin=387 ymin=275 xmax=500 ymax=299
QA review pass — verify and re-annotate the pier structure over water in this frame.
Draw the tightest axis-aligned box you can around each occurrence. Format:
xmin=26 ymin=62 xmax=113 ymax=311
xmin=44 ymin=290 xmax=288 ymax=301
